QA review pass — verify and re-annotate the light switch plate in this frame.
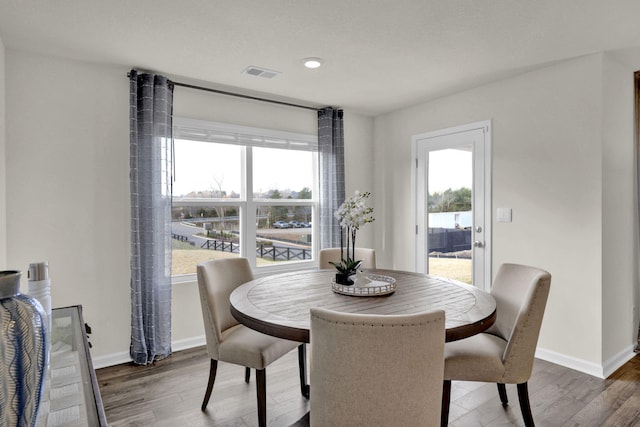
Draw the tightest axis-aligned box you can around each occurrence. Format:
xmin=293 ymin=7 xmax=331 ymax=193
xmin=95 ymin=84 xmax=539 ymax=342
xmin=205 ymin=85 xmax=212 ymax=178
xmin=497 ymin=208 xmax=512 ymax=223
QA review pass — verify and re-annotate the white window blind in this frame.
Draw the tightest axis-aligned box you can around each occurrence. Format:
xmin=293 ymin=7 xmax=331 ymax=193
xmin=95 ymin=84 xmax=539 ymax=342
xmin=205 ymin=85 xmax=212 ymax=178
xmin=173 ymin=117 xmax=317 ymax=152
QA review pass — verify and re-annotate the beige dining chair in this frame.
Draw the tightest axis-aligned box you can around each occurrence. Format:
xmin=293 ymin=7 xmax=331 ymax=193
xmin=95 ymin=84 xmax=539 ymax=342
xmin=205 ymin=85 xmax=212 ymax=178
xmin=197 ymin=258 xmax=308 ymax=427
xmin=310 ymin=307 xmax=445 ymax=427
xmin=318 ymin=247 xmax=376 ymax=269
xmin=441 ymin=263 xmax=552 ymax=427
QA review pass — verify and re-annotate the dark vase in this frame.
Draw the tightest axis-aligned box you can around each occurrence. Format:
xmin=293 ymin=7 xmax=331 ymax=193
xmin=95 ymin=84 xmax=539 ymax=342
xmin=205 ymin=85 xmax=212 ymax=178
xmin=335 ymin=272 xmax=355 ymax=286
xmin=0 ymin=270 xmax=48 ymax=427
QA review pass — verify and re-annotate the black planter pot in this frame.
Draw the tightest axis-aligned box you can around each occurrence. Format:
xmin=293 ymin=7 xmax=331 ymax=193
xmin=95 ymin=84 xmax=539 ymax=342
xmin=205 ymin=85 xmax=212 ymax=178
xmin=335 ymin=272 xmax=355 ymax=286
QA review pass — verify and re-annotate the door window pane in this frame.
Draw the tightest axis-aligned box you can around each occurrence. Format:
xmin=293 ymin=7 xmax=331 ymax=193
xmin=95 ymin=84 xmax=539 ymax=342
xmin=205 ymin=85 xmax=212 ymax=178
xmin=427 ymin=148 xmax=472 ymax=284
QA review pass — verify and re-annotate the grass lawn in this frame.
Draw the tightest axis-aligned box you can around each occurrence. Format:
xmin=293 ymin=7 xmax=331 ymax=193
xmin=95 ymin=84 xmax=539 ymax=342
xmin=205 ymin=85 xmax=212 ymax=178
xmin=426 ymin=257 xmax=472 ymax=284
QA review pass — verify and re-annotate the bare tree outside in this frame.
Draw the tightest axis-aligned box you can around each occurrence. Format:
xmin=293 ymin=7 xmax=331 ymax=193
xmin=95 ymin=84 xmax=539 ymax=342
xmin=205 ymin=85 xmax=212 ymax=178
xmin=210 ymin=175 xmax=227 ymax=231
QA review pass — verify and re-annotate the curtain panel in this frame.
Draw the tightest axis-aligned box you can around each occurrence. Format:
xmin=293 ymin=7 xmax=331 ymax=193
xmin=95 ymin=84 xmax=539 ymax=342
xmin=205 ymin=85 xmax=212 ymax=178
xmin=129 ymin=70 xmax=174 ymax=365
xmin=635 ymin=71 xmax=640 ymax=354
xmin=318 ymin=107 xmax=346 ymax=249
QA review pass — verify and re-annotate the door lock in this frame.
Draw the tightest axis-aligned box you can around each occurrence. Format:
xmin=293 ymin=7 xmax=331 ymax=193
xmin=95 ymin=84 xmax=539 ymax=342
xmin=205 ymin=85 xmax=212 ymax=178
xmin=473 ymin=240 xmax=484 ymax=248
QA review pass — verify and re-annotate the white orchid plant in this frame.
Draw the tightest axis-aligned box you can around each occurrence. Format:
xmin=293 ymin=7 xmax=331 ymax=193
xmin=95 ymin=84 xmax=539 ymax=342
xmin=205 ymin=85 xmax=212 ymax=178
xmin=330 ymin=191 xmax=375 ymax=276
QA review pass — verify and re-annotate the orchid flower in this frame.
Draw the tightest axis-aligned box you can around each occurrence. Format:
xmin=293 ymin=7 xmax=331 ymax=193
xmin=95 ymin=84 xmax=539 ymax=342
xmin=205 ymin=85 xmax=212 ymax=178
xmin=330 ymin=191 xmax=374 ymax=275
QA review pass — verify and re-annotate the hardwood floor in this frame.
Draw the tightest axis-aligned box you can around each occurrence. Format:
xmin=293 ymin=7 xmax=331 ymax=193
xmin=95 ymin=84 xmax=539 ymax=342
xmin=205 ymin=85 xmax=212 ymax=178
xmin=96 ymin=347 xmax=640 ymax=426
xmin=96 ymin=346 xmax=309 ymax=427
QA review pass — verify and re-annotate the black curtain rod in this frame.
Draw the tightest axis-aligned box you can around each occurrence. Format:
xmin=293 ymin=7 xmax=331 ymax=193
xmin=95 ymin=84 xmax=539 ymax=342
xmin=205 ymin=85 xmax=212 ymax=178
xmin=172 ymin=81 xmax=321 ymax=112
xmin=126 ymin=72 xmax=321 ymax=111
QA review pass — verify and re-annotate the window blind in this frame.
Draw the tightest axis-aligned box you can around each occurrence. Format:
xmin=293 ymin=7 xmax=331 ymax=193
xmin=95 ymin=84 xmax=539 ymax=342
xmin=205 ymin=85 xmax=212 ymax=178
xmin=173 ymin=117 xmax=318 ymax=152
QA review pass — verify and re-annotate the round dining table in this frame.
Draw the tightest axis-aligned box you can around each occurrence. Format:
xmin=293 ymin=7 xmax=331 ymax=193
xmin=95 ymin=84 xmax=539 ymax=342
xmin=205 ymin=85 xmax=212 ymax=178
xmin=230 ymin=268 xmax=496 ymax=343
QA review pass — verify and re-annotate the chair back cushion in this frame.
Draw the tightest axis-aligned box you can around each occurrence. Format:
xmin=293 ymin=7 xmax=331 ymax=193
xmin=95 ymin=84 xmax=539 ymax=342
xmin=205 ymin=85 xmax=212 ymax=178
xmin=486 ymin=263 xmax=551 ymax=382
xmin=310 ymin=308 xmax=445 ymax=427
xmin=197 ymin=258 xmax=254 ymax=357
xmin=318 ymin=247 xmax=376 ymax=270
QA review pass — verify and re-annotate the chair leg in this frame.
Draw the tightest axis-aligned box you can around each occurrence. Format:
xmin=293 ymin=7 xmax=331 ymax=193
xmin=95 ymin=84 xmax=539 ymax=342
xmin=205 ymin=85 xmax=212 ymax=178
xmin=497 ymin=383 xmax=509 ymax=407
xmin=298 ymin=344 xmax=309 ymax=398
xmin=256 ymin=369 xmax=267 ymax=427
xmin=517 ymin=382 xmax=535 ymax=427
xmin=441 ymin=380 xmax=451 ymax=427
xmin=245 ymin=366 xmax=251 ymax=383
xmin=201 ymin=359 xmax=218 ymax=411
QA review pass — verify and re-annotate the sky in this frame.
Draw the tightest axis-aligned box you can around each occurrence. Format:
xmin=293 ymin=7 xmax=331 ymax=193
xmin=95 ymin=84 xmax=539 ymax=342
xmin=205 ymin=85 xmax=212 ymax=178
xmin=173 ymin=139 xmax=314 ymax=196
xmin=428 ymin=148 xmax=472 ymax=193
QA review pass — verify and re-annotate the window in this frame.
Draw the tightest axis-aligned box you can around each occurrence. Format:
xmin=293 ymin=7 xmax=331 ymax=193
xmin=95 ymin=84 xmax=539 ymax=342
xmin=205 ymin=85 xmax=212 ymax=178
xmin=171 ymin=118 xmax=318 ymax=280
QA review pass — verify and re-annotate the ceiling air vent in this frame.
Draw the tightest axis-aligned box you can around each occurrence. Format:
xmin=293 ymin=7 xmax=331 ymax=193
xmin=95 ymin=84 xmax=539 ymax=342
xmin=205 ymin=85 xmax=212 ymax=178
xmin=242 ymin=66 xmax=281 ymax=79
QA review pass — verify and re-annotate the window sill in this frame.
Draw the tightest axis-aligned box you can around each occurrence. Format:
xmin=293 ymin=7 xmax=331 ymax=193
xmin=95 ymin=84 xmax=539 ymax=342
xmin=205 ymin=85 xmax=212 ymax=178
xmin=171 ymin=260 xmax=318 ymax=285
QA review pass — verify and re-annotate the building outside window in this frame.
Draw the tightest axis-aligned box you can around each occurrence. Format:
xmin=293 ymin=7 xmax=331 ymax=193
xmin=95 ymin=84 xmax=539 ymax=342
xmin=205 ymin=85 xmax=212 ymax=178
xmin=171 ymin=118 xmax=318 ymax=282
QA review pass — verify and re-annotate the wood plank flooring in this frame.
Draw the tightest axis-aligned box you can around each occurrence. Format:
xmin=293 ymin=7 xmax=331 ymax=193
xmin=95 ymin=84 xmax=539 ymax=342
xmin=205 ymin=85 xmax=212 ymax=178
xmin=96 ymin=347 xmax=640 ymax=426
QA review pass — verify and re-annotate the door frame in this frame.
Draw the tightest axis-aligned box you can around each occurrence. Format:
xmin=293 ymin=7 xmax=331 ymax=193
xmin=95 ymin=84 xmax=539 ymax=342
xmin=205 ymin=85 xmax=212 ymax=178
xmin=411 ymin=120 xmax=492 ymax=291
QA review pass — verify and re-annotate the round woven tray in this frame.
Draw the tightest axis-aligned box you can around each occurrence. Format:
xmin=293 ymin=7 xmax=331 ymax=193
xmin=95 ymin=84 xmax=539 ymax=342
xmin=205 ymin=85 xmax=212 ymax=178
xmin=331 ymin=274 xmax=397 ymax=297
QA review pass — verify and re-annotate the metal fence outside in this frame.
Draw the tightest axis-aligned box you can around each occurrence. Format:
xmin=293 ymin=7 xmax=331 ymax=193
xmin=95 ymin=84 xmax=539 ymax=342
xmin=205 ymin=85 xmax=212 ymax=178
xmin=428 ymin=228 xmax=471 ymax=254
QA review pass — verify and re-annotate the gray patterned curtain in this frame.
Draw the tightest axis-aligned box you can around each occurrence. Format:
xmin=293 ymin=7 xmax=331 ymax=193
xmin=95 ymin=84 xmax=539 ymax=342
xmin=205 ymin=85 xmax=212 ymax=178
xmin=318 ymin=107 xmax=345 ymax=249
xmin=129 ymin=70 xmax=173 ymax=365
xmin=634 ymin=71 xmax=640 ymax=354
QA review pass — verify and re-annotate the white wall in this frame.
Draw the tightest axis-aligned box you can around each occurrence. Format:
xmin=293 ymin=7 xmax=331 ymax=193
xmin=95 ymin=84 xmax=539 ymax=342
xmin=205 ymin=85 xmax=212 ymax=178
xmin=344 ymin=112 xmax=375 ymax=249
xmin=373 ymin=53 xmax=638 ymax=375
xmin=6 ymin=50 xmax=131 ymax=362
xmin=601 ymin=54 xmax=638 ymax=366
xmin=3 ymin=49 xmax=375 ymax=365
xmin=0 ymin=35 xmax=6 ymax=267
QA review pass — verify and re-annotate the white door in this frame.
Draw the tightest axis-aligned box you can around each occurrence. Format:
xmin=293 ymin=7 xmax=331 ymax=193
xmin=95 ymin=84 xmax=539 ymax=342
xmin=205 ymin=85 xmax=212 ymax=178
xmin=412 ymin=121 xmax=491 ymax=290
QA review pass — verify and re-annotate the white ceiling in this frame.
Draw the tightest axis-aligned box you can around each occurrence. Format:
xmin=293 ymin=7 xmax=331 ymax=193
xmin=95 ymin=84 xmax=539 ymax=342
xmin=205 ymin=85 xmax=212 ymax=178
xmin=1 ymin=1 xmax=640 ymax=116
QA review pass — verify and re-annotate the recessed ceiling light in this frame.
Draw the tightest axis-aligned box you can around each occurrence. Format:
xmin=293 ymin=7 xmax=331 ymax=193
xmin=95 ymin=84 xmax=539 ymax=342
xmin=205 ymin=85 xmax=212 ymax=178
xmin=303 ymin=57 xmax=324 ymax=69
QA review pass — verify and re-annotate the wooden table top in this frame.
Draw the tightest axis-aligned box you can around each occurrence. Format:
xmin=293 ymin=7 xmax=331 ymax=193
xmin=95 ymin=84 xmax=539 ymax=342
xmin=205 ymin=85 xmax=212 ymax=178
xmin=230 ymin=269 xmax=496 ymax=343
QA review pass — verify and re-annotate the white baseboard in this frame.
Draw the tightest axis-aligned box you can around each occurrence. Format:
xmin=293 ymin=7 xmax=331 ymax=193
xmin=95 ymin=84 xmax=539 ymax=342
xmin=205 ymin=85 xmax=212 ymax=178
xmin=93 ymin=336 xmax=637 ymax=378
xmin=91 ymin=335 xmax=206 ymax=370
xmin=535 ymin=345 xmax=637 ymax=379
xmin=602 ymin=345 xmax=637 ymax=377
xmin=91 ymin=351 xmax=132 ymax=370
xmin=172 ymin=335 xmax=206 ymax=352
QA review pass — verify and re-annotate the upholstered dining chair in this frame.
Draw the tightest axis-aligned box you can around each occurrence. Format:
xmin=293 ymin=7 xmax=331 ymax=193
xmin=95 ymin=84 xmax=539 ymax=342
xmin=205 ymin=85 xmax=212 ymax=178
xmin=318 ymin=247 xmax=376 ymax=269
xmin=441 ymin=263 xmax=552 ymax=427
xmin=310 ymin=307 xmax=445 ymax=427
xmin=197 ymin=258 xmax=308 ymax=427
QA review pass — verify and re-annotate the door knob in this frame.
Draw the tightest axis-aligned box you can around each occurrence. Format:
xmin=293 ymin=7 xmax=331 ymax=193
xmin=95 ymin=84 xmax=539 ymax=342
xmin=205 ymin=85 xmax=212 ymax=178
xmin=473 ymin=241 xmax=484 ymax=248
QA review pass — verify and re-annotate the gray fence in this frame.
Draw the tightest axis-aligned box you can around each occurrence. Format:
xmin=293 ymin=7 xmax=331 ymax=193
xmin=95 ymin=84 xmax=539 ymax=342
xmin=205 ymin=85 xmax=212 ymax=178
xmin=172 ymin=234 xmax=312 ymax=261
xmin=428 ymin=228 xmax=471 ymax=253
